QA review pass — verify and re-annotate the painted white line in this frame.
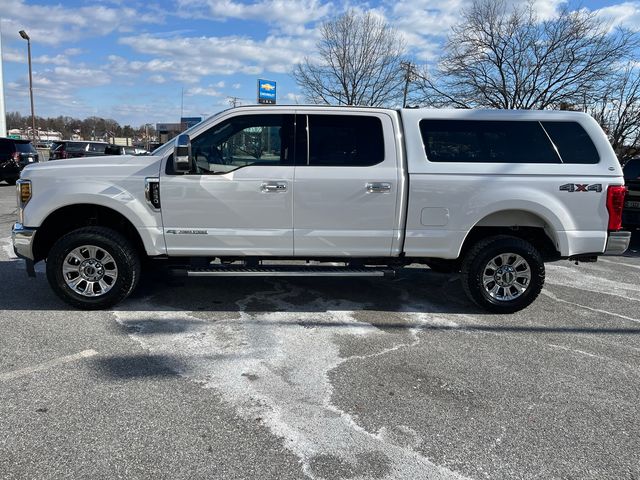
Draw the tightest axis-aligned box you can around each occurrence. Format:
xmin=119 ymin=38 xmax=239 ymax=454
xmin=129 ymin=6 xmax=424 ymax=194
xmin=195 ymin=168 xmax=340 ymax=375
xmin=599 ymin=258 xmax=640 ymax=270
xmin=542 ymin=291 xmax=640 ymax=324
xmin=546 ymin=343 xmax=603 ymax=360
xmin=0 ymin=349 xmax=98 ymax=382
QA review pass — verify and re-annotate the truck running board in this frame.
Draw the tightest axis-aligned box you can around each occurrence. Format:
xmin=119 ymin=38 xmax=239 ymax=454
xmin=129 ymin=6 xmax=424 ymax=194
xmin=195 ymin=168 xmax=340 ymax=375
xmin=171 ymin=265 xmax=396 ymax=278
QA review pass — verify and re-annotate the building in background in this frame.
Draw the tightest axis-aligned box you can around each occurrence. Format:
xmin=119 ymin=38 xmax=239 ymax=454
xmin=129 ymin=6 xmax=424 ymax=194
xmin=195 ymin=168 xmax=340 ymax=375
xmin=156 ymin=117 xmax=202 ymax=143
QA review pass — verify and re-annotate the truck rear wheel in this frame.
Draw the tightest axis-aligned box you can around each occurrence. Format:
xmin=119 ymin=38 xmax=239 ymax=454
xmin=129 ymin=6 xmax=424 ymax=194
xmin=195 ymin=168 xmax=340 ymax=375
xmin=461 ymin=236 xmax=544 ymax=313
xmin=46 ymin=227 xmax=141 ymax=310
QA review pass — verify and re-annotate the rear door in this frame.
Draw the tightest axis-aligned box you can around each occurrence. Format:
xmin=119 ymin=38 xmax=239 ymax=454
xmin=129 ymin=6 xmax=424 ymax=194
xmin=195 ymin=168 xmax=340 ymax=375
xmin=293 ymin=112 xmax=401 ymax=256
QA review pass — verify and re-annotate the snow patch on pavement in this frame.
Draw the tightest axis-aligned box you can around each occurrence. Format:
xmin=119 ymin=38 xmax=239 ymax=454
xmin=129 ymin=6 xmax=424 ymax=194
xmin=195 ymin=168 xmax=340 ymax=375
xmin=114 ymin=282 xmax=467 ymax=480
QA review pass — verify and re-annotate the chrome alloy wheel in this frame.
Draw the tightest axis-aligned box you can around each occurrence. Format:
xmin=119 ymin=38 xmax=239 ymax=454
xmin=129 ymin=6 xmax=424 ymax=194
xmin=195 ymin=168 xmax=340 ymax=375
xmin=482 ymin=253 xmax=531 ymax=302
xmin=62 ymin=245 xmax=118 ymax=297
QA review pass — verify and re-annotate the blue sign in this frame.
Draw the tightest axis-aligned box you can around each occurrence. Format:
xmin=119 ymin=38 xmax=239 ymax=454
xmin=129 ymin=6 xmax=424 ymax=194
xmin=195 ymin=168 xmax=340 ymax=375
xmin=258 ymin=79 xmax=276 ymax=104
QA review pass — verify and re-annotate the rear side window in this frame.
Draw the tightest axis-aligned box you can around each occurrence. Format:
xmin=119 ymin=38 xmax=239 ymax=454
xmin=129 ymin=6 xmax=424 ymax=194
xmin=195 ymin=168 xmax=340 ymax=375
xmin=0 ymin=140 xmax=12 ymax=155
xmin=65 ymin=142 xmax=88 ymax=152
xmin=307 ymin=115 xmax=384 ymax=166
xmin=541 ymin=122 xmax=600 ymax=164
xmin=420 ymin=120 xmax=560 ymax=163
xmin=88 ymin=143 xmax=107 ymax=153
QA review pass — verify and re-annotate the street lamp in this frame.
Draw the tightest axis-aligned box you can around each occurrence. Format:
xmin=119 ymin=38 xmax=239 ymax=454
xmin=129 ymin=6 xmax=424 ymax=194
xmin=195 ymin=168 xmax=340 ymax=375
xmin=19 ymin=30 xmax=36 ymax=142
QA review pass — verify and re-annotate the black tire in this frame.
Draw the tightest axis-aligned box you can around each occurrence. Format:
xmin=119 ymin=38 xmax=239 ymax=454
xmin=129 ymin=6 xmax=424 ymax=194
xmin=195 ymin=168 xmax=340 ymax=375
xmin=461 ymin=235 xmax=544 ymax=313
xmin=46 ymin=227 xmax=141 ymax=310
xmin=425 ymin=259 xmax=460 ymax=273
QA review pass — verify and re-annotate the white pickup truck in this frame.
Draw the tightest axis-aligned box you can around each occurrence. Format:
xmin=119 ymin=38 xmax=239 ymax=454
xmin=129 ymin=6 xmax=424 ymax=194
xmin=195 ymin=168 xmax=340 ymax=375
xmin=12 ymin=106 xmax=630 ymax=312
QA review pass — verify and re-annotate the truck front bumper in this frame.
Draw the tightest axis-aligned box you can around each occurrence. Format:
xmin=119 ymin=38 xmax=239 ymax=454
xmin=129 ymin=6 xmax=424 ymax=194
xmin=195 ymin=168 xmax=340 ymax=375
xmin=604 ymin=231 xmax=631 ymax=255
xmin=12 ymin=223 xmax=37 ymax=261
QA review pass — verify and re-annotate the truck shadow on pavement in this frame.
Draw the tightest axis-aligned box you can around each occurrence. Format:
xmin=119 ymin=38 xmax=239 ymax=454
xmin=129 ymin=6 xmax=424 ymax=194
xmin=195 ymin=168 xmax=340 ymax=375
xmin=1 ymin=258 xmax=639 ymax=337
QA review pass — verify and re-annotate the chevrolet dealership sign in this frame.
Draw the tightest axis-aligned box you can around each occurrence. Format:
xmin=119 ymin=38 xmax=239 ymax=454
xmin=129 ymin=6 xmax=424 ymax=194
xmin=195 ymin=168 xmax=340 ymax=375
xmin=257 ymin=79 xmax=276 ymax=104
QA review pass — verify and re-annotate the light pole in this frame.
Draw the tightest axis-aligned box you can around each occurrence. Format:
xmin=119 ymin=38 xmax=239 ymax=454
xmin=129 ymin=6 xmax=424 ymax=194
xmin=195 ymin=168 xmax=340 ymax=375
xmin=0 ymin=24 xmax=7 ymax=138
xmin=19 ymin=30 xmax=36 ymax=142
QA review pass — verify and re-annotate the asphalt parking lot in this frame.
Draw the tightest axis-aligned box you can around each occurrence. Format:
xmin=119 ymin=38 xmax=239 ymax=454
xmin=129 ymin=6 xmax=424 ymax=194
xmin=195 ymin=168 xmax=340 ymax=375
xmin=0 ymin=182 xmax=639 ymax=480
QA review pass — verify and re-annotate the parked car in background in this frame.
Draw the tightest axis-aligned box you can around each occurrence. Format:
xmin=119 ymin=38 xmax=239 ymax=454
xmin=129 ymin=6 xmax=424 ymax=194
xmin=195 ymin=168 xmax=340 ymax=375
xmin=49 ymin=141 xmax=109 ymax=160
xmin=623 ymin=157 xmax=640 ymax=228
xmin=104 ymin=145 xmax=150 ymax=156
xmin=49 ymin=141 xmax=63 ymax=157
xmin=0 ymin=138 xmax=39 ymax=185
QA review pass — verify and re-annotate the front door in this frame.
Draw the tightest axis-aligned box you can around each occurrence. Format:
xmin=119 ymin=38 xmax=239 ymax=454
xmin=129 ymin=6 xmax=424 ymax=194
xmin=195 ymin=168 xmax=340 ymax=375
xmin=161 ymin=113 xmax=296 ymax=256
xmin=293 ymin=113 xmax=401 ymax=257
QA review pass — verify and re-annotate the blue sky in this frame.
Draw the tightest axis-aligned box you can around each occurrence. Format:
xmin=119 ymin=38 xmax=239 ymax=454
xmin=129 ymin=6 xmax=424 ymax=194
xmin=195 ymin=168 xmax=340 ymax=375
xmin=1 ymin=0 xmax=639 ymax=126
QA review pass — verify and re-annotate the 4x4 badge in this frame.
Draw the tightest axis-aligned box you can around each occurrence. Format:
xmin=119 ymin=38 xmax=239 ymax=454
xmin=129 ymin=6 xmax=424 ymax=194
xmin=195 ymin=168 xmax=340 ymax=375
xmin=559 ymin=183 xmax=602 ymax=193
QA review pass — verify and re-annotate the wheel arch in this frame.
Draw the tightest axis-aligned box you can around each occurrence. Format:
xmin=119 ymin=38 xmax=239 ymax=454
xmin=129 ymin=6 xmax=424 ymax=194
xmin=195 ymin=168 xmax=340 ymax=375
xmin=33 ymin=204 xmax=148 ymax=262
xmin=458 ymin=209 xmax=563 ymax=261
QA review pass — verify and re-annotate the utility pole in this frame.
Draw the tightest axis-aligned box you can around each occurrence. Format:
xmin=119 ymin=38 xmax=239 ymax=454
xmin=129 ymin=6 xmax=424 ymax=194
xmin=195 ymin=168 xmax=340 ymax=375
xmin=227 ymin=96 xmax=240 ymax=108
xmin=401 ymin=61 xmax=416 ymax=108
xmin=0 ymin=23 xmax=7 ymax=137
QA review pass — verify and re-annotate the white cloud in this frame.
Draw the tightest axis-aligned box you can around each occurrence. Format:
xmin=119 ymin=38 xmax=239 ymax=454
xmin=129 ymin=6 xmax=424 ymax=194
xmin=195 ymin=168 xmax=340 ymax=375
xmin=596 ymin=2 xmax=640 ymax=31
xmin=177 ymin=0 xmax=332 ymax=26
xmin=34 ymin=54 xmax=71 ymax=66
xmin=1 ymin=48 xmax=25 ymax=63
xmin=186 ymin=85 xmax=223 ymax=97
xmin=8 ymin=65 xmax=111 ymax=103
xmin=118 ymin=33 xmax=314 ymax=80
xmin=0 ymin=1 xmax=164 ymax=46
xmin=149 ymin=74 xmax=167 ymax=84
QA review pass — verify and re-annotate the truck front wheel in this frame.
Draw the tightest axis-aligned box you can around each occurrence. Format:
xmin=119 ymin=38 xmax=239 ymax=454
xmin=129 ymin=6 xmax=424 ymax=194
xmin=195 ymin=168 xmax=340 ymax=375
xmin=461 ymin=236 xmax=545 ymax=313
xmin=46 ymin=227 xmax=141 ymax=310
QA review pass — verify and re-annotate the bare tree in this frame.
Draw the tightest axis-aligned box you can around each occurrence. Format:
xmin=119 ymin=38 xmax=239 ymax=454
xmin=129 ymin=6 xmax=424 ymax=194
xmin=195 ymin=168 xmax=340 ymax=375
xmin=588 ymin=65 xmax=640 ymax=163
xmin=293 ymin=10 xmax=406 ymax=106
xmin=416 ymin=0 xmax=638 ymax=110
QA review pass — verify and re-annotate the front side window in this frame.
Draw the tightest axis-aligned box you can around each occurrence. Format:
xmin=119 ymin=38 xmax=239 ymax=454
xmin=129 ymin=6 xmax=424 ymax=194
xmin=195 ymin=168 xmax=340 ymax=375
xmin=306 ymin=115 xmax=384 ymax=167
xmin=189 ymin=114 xmax=295 ymax=174
xmin=420 ymin=120 xmax=560 ymax=163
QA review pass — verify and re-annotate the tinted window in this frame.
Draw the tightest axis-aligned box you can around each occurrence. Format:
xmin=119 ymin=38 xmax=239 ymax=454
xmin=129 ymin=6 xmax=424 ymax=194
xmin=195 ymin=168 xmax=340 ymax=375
xmin=88 ymin=143 xmax=107 ymax=153
xmin=187 ymin=114 xmax=295 ymax=174
xmin=65 ymin=142 xmax=88 ymax=152
xmin=15 ymin=142 xmax=36 ymax=153
xmin=541 ymin=122 xmax=599 ymax=164
xmin=0 ymin=140 xmax=12 ymax=155
xmin=624 ymin=159 xmax=640 ymax=181
xmin=420 ymin=120 xmax=560 ymax=163
xmin=307 ymin=115 xmax=384 ymax=167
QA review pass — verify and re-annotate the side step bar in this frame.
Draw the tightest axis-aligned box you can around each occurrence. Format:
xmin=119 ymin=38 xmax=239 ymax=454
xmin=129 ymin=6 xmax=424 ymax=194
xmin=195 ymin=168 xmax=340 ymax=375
xmin=171 ymin=265 xmax=396 ymax=278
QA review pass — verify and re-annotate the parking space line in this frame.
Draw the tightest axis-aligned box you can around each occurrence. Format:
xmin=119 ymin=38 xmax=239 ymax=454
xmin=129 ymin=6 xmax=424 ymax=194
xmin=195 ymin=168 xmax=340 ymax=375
xmin=0 ymin=349 xmax=98 ymax=382
xmin=599 ymin=258 xmax=640 ymax=270
xmin=542 ymin=291 xmax=640 ymax=324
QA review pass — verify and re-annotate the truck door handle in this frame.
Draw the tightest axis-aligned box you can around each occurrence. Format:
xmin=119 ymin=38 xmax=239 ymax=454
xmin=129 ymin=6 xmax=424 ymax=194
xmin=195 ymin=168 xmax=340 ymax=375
xmin=261 ymin=181 xmax=288 ymax=193
xmin=366 ymin=182 xmax=392 ymax=193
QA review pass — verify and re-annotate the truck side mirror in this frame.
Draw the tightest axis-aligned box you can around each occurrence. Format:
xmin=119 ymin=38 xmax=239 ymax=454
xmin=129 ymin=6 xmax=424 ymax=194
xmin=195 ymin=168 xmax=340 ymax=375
xmin=173 ymin=134 xmax=192 ymax=173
